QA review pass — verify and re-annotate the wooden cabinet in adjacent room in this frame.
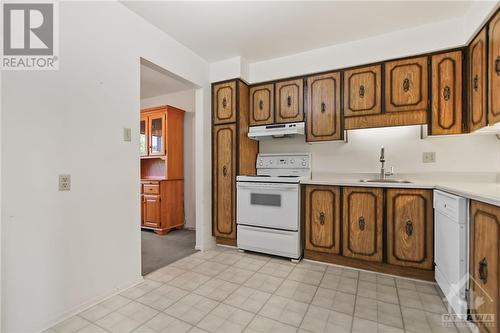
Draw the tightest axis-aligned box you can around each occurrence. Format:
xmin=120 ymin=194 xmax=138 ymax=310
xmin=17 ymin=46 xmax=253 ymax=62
xmin=275 ymin=78 xmax=304 ymax=123
xmin=213 ymin=81 xmax=237 ymax=124
xmin=304 ymin=185 xmax=341 ymax=254
xmin=431 ymin=51 xmax=464 ymax=135
xmin=342 ymin=187 xmax=383 ymax=262
xmin=469 ymin=28 xmax=488 ymax=132
xmin=344 ymin=65 xmax=382 ymax=117
xmin=470 ymin=200 xmax=500 ymax=333
xmin=305 ymin=72 xmax=342 ymax=142
xmin=249 ymin=83 xmax=274 ymax=126
xmin=489 ymin=10 xmax=500 ymax=126
xmin=386 ymin=189 xmax=433 ymax=270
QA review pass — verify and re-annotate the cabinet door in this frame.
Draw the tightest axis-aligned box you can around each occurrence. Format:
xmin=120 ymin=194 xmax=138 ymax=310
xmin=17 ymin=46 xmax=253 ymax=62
xmin=213 ymin=81 xmax=237 ymax=125
xmin=344 ymin=65 xmax=382 ymax=117
xmin=149 ymin=112 xmax=165 ymax=156
xmin=306 ymin=72 xmax=342 ymax=142
xmin=140 ymin=194 xmax=145 ymax=226
xmin=249 ymin=84 xmax=274 ymax=126
xmin=431 ymin=51 xmax=463 ymax=135
xmin=305 ymin=185 xmax=341 ymax=254
xmin=385 ymin=56 xmax=429 ymax=113
xmin=213 ymin=124 xmax=236 ymax=239
xmin=470 ymin=201 xmax=500 ymax=333
xmin=275 ymin=79 xmax=304 ymax=123
xmin=143 ymin=194 xmax=161 ymax=228
xmin=386 ymin=189 xmax=433 ymax=270
xmin=469 ymin=28 xmax=488 ymax=131
xmin=140 ymin=115 xmax=149 ymax=156
xmin=489 ymin=11 xmax=500 ymax=125
xmin=342 ymin=187 xmax=383 ymax=262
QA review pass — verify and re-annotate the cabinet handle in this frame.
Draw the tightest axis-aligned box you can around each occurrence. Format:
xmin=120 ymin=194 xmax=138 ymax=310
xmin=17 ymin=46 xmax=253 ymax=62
xmin=473 ymin=75 xmax=479 ymax=91
xmin=321 ymin=102 xmax=326 ymax=113
xmin=222 ymin=97 xmax=227 ymax=108
xmin=405 ymin=219 xmax=413 ymax=236
xmin=403 ymin=78 xmax=410 ymax=92
xmin=443 ymin=86 xmax=451 ymax=101
xmin=479 ymin=257 xmax=488 ymax=284
xmin=222 ymin=166 xmax=228 ymax=176
xmin=359 ymin=85 xmax=365 ymax=98
xmin=287 ymin=96 xmax=292 ymax=107
xmin=358 ymin=216 xmax=365 ymax=230
xmin=319 ymin=212 xmax=325 ymax=225
xmin=259 ymin=100 xmax=264 ymax=110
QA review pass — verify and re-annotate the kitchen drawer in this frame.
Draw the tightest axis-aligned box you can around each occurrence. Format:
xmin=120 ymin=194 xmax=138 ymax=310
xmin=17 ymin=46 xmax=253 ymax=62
xmin=143 ymin=184 xmax=160 ymax=195
xmin=433 ymin=190 xmax=466 ymax=222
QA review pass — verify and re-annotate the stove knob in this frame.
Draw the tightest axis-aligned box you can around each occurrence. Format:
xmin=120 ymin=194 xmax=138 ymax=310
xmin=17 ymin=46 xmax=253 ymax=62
xmin=259 ymin=162 xmax=263 ymax=166
xmin=302 ymin=162 xmax=306 ymax=166
xmin=269 ymin=160 xmax=273 ymax=164
xmin=290 ymin=159 xmax=294 ymax=164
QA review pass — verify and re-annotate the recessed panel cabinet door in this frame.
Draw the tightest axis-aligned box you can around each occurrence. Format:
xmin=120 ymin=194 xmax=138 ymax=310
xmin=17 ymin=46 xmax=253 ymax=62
xmin=386 ymin=189 xmax=433 ymax=270
xmin=275 ymin=79 xmax=304 ymax=123
xmin=469 ymin=28 xmax=488 ymax=131
xmin=431 ymin=51 xmax=463 ymax=135
xmin=344 ymin=65 xmax=382 ymax=117
xmin=385 ymin=56 xmax=429 ymax=113
xmin=249 ymin=84 xmax=274 ymax=125
xmin=342 ymin=187 xmax=383 ymax=262
xmin=470 ymin=201 xmax=500 ymax=333
xmin=306 ymin=72 xmax=342 ymax=142
xmin=305 ymin=185 xmax=341 ymax=254
xmin=140 ymin=115 xmax=149 ymax=156
xmin=489 ymin=11 xmax=500 ymax=125
xmin=213 ymin=124 xmax=236 ymax=239
xmin=213 ymin=81 xmax=237 ymax=125
xmin=143 ymin=194 xmax=161 ymax=228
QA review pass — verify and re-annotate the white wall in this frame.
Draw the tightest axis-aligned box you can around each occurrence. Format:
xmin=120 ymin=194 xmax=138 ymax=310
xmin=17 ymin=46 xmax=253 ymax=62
xmin=1 ymin=2 xmax=211 ymax=333
xmin=141 ymin=90 xmax=196 ymax=229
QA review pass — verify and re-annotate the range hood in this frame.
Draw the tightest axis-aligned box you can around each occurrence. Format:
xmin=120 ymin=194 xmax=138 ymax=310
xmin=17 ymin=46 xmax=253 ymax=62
xmin=248 ymin=122 xmax=305 ymax=140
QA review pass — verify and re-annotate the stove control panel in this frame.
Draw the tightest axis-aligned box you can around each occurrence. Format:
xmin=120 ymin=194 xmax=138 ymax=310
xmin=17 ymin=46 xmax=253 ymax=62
xmin=257 ymin=153 xmax=310 ymax=169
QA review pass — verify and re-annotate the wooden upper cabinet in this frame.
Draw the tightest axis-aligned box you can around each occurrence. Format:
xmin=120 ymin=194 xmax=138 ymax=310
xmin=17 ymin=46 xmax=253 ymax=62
xmin=386 ymin=189 xmax=433 ymax=270
xmin=306 ymin=72 xmax=342 ymax=142
xmin=249 ymin=84 xmax=274 ymax=125
xmin=342 ymin=187 xmax=383 ymax=262
xmin=305 ymin=185 xmax=341 ymax=254
xmin=489 ymin=10 xmax=500 ymax=125
xmin=431 ymin=51 xmax=463 ymax=135
xmin=470 ymin=201 xmax=500 ymax=333
xmin=344 ymin=65 xmax=382 ymax=117
xmin=213 ymin=123 xmax=236 ymax=239
xmin=148 ymin=112 xmax=166 ymax=156
xmin=213 ymin=81 xmax=237 ymax=124
xmin=275 ymin=79 xmax=304 ymax=123
xmin=385 ymin=56 xmax=429 ymax=113
xmin=469 ymin=28 xmax=488 ymax=131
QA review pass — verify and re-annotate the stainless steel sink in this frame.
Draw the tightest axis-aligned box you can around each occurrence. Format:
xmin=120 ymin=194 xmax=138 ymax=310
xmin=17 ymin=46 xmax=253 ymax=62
xmin=359 ymin=179 xmax=412 ymax=184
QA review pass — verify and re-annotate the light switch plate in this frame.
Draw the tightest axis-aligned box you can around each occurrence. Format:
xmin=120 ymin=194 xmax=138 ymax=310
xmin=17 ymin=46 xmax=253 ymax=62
xmin=59 ymin=174 xmax=71 ymax=191
xmin=123 ymin=128 xmax=131 ymax=142
xmin=423 ymin=152 xmax=436 ymax=163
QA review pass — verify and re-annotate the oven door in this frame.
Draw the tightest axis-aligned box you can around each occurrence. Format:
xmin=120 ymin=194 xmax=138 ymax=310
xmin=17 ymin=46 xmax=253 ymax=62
xmin=236 ymin=182 xmax=300 ymax=231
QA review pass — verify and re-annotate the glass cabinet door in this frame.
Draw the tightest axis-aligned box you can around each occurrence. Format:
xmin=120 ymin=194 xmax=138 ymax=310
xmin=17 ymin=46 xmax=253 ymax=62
xmin=149 ymin=113 xmax=165 ymax=155
xmin=140 ymin=116 xmax=148 ymax=156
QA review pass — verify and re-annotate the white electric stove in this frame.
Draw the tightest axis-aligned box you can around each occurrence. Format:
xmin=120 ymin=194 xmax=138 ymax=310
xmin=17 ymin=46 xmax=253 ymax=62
xmin=236 ymin=153 xmax=311 ymax=261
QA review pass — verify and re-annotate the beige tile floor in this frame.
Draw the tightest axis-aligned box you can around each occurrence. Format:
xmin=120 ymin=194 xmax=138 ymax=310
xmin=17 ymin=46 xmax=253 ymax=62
xmin=46 ymin=247 xmax=473 ymax=333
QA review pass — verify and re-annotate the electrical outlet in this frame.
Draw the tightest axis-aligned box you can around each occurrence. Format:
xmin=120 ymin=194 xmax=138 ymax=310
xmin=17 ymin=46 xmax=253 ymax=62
xmin=123 ymin=127 xmax=131 ymax=142
xmin=423 ymin=152 xmax=436 ymax=163
xmin=59 ymin=174 xmax=71 ymax=191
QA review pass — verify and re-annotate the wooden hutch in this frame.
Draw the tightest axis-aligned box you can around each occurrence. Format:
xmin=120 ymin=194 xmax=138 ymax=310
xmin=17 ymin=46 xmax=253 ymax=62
xmin=140 ymin=105 xmax=184 ymax=235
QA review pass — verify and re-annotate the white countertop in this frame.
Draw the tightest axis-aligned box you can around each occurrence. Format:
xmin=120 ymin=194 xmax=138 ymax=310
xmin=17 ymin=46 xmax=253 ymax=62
xmin=301 ymin=172 xmax=500 ymax=207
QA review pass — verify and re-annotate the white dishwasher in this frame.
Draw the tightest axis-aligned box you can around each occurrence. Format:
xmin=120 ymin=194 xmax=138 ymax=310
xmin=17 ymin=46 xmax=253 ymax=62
xmin=434 ymin=190 xmax=469 ymax=317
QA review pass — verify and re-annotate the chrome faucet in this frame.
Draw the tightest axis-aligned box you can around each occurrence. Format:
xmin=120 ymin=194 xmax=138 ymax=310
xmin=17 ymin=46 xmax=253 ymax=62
xmin=379 ymin=146 xmax=394 ymax=180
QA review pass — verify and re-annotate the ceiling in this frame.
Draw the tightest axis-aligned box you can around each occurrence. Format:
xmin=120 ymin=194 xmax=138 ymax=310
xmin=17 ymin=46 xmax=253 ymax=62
xmin=140 ymin=62 xmax=194 ymax=99
xmin=124 ymin=1 xmax=472 ymax=63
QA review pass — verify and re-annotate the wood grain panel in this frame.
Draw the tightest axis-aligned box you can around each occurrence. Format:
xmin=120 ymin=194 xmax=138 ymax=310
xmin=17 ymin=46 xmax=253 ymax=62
xmin=305 ymin=185 xmax=341 ymax=254
xmin=469 ymin=28 xmax=488 ymax=132
xmin=143 ymin=194 xmax=161 ymax=228
xmin=489 ymin=10 xmax=500 ymax=126
xmin=238 ymin=81 xmax=258 ymax=176
xmin=213 ymin=81 xmax=237 ymax=124
xmin=431 ymin=51 xmax=463 ymax=135
xmin=306 ymin=72 xmax=342 ymax=142
xmin=344 ymin=110 xmax=427 ymax=129
xmin=385 ymin=56 xmax=429 ymax=113
xmin=344 ymin=65 xmax=382 ymax=117
xmin=386 ymin=189 xmax=433 ymax=270
xmin=275 ymin=79 xmax=304 ymax=123
xmin=342 ymin=187 xmax=383 ymax=262
xmin=249 ymin=84 xmax=274 ymax=125
xmin=470 ymin=201 xmax=500 ymax=333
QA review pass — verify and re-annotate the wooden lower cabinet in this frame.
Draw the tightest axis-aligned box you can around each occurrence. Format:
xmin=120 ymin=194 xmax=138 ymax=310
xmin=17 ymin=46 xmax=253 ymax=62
xmin=470 ymin=201 xmax=500 ymax=333
xmin=342 ymin=187 xmax=383 ymax=262
xmin=386 ymin=189 xmax=433 ymax=270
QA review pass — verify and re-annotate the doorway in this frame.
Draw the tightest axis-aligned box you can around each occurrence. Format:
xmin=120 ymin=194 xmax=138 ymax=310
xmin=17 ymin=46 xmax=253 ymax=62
xmin=139 ymin=58 xmax=198 ymax=275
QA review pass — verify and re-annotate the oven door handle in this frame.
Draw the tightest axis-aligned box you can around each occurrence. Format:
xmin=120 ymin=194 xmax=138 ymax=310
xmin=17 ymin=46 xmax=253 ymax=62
xmin=237 ymin=183 xmax=298 ymax=191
